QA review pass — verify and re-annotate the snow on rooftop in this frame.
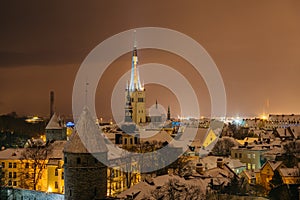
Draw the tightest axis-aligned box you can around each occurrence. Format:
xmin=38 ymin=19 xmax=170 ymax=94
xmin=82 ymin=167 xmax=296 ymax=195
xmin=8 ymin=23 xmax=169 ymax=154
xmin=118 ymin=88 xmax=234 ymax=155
xmin=46 ymin=113 xmax=64 ymax=130
xmin=64 ymin=107 xmax=108 ymax=154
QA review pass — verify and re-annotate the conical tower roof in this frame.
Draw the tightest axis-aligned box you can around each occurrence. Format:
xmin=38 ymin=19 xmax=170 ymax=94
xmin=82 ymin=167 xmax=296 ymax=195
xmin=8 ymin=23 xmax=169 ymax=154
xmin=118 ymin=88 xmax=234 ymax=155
xmin=64 ymin=107 xmax=108 ymax=154
xmin=46 ymin=113 xmax=63 ymax=129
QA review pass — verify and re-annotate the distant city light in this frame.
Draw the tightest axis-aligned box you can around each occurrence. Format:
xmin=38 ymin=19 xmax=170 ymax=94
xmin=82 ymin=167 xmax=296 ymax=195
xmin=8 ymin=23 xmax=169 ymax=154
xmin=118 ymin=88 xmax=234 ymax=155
xmin=25 ymin=116 xmax=43 ymax=123
xmin=66 ymin=122 xmax=75 ymax=127
xmin=260 ymin=114 xmax=268 ymax=120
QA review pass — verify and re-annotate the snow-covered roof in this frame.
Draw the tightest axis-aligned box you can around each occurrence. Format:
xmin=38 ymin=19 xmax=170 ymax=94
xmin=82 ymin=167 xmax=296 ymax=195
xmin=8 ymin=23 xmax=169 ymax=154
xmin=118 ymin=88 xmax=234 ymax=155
xmin=140 ymin=130 xmax=173 ymax=143
xmin=64 ymin=107 xmax=108 ymax=154
xmin=118 ymin=174 xmax=207 ymax=200
xmin=46 ymin=113 xmax=63 ymax=130
xmin=279 ymin=168 xmax=299 ymax=177
xmin=0 ymin=148 xmax=24 ymax=160
xmin=49 ymin=140 xmax=67 ymax=158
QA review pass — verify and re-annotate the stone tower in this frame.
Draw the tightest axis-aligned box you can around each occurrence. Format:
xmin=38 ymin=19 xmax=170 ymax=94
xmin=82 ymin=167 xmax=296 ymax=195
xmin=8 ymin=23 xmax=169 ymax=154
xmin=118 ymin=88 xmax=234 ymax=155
xmin=63 ymin=107 xmax=108 ymax=200
xmin=50 ymin=91 xmax=54 ymax=118
xmin=128 ymin=42 xmax=146 ymax=124
xmin=167 ymin=106 xmax=171 ymax=121
xmin=45 ymin=113 xmax=67 ymax=142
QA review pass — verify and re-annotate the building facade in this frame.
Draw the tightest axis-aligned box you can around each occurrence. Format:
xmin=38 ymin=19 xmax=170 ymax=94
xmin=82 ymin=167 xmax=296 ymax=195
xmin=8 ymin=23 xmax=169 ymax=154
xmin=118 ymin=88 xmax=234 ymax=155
xmin=231 ymin=146 xmax=268 ymax=170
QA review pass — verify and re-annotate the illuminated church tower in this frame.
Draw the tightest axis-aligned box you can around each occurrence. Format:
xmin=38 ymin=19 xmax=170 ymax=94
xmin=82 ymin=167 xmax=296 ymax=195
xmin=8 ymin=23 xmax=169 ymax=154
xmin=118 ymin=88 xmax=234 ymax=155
xmin=127 ymin=38 xmax=146 ymax=124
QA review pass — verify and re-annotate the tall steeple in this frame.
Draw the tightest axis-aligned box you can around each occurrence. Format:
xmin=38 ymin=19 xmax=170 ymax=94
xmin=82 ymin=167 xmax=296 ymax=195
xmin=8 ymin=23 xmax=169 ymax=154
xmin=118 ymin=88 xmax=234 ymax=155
xmin=129 ymin=30 xmax=143 ymax=91
xmin=126 ymin=30 xmax=146 ymax=124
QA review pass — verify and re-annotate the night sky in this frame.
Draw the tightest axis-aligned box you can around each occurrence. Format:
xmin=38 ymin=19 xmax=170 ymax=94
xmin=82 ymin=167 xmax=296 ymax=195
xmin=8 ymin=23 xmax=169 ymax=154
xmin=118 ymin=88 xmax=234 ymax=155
xmin=1 ymin=0 xmax=300 ymax=120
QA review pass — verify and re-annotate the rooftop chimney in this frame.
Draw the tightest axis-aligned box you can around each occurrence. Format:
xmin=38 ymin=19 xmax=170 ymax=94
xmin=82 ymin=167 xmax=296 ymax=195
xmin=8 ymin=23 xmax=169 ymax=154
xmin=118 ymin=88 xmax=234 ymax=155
xmin=217 ymin=158 xmax=224 ymax=169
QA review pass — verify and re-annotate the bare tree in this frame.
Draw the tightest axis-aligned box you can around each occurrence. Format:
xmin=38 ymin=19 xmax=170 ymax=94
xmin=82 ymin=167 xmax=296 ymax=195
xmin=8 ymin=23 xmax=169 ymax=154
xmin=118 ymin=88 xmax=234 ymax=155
xmin=0 ymin=164 xmax=6 ymax=198
xmin=211 ymin=138 xmax=236 ymax=156
xmin=150 ymin=178 xmax=203 ymax=200
xmin=20 ymin=140 xmax=52 ymax=190
xmin=282 ymin=141 xmax=300 ymax=167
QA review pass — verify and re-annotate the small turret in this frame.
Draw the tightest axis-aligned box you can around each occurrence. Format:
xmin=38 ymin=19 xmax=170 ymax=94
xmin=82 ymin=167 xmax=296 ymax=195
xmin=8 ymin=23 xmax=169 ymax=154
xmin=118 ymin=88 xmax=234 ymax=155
xmin=45 ymin=113 xmax=67 ymax=142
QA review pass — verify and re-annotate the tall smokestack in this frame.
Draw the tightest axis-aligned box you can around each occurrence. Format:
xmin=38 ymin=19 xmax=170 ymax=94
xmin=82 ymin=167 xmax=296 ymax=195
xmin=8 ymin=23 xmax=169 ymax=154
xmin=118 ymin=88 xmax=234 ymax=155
xmin=50 ymin=91 xmax=54 ymax=118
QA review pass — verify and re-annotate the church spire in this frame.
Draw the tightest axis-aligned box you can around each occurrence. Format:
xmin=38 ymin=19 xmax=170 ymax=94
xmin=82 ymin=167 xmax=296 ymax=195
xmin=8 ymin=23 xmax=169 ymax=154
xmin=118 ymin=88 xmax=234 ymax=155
xmin=125 ymin=83 xmax=133 ymax=122
xmin=129 ymin=30 xmax=143 ymax=91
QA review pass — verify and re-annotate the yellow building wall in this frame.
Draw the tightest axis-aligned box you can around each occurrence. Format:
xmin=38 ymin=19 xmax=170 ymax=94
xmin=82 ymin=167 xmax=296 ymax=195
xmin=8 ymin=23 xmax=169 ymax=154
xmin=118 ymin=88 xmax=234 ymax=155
xmin=256 ymin=163 xmax=275 ymax=190
xmin=47 ymin=161 xmax=64 ymax=193
xmin=0 ymin=159 xmax=47 ymax=191
xmin=131 ymin=91 xmax=146 ymax=124
xmin=282 ymin=176 xmax=300 ymax=184
xmin=107 ymin=163 xmax=141 ymax=197
xmin=1 ymin=158 xmax=140 ymax=196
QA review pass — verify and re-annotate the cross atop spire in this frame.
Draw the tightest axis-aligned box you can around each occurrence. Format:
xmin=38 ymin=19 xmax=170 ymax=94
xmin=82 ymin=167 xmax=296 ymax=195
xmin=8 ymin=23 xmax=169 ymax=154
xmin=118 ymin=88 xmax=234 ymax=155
xmin=133 ymin=30 xmax=137 ymax=48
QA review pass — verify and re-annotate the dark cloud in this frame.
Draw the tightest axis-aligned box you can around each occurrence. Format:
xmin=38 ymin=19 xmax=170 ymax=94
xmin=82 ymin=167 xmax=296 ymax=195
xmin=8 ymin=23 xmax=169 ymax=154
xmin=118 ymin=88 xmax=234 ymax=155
xmin=1 ymin=0 xmax=300 ymax=117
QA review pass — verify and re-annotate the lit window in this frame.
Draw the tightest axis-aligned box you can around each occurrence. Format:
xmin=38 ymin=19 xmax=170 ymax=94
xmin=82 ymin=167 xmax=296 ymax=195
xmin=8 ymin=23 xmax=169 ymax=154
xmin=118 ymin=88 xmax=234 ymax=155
xmin=247 ymin=163 xmax=251 ymax=169
xmin=138 ymin=98 xmax=144 ymax=102
xmin=247 ymin=154 xmax=251 ymax=159
xmin=252 ymin=164 xmax=256 ymax=169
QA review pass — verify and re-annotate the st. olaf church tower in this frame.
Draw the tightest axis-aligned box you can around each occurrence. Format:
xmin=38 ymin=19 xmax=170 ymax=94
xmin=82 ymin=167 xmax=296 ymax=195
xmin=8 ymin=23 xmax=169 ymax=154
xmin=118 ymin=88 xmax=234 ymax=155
xmin=125 ymin=41 xmax=146 ymax=124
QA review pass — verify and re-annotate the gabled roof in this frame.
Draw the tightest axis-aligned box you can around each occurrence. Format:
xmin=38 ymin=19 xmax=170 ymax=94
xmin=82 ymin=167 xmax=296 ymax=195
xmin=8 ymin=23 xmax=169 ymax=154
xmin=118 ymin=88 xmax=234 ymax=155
xmin=261 ymin=160 xmax=283 ymax=171
xmin=241 ymin=170 xmax=256 ymax=180
xmin=46 ymin=113 xmax=64 ymax=130
xmin=290 ymin=126 xmax=300 ymax=138
xmin=64 ymin=107 xmax=108 ymax=154
xmin=275 ymin=127 xmax=293 ymax=138
xmin=279 ymin=168 xmax=299 ymax=177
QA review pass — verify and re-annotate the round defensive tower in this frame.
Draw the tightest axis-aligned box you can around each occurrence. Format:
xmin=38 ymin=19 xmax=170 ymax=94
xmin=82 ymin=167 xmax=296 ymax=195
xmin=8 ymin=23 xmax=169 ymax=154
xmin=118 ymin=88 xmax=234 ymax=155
xmin=63 ymin=107 xmax=108 ymax=200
